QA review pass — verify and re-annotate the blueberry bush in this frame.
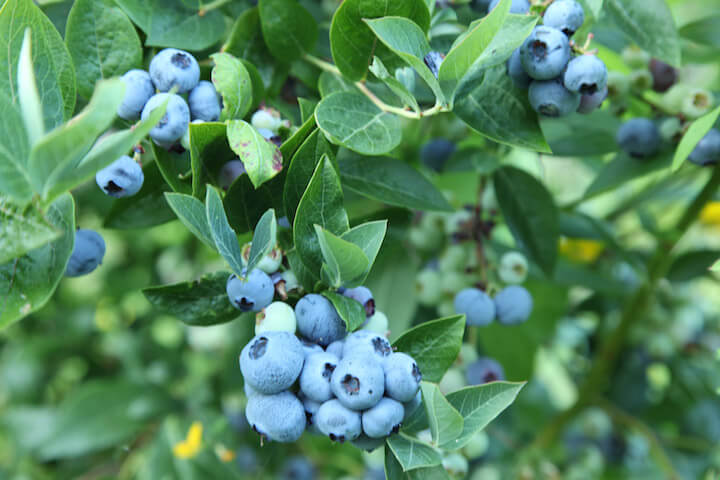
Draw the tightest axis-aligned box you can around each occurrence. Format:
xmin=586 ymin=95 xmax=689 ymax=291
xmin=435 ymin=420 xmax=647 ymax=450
xmin=2 ymin=0 xmax=720 ymax=478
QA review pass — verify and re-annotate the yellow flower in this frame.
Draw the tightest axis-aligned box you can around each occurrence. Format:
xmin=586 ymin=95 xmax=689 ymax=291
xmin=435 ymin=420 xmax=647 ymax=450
xmin=700 ymin=202 xmax=720 ymax=225
xmin=559 ymin=237 xmax=604 ymax=263
xmin=215 ymin=444 xmax=236 ymax=463
xmin=173 ymin=421 xmax=203 ymax=459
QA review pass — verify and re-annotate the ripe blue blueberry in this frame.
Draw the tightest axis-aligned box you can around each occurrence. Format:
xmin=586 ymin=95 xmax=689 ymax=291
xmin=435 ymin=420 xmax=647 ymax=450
xmin=507 ymin=48 xmax=531 ymax=89
xmin=688 ymin=129 xmax=720 ymax=166
xmin=188 ymin=80 xmax=221 ymax=121
xmin=616 ymin=118 xmax=661 ymax=158
xmin=362 ymin=397 xmax=404 ymax=438
xmin=245 ymin=390 xmax=306 ymax=442
xmin=315 ymin=399 xmax=362 ymax=442
xmin=384 ymin=352 xmax=422 ymax=402
xmin=577 ymin=86 xmax=608 ymax=114
xmin=301 ymin=340 xmax=325 ymax=358
xmin=239 ymin=331 xmax=304 ymax=394
xmin=424 ymin=51 xmax=445 ymax=79
xmin=466 ymin=357 xmax=506 ymax=384
xmin=218 ymin=160 xmax=246 ymax=190
xmin=117 ymin=69 xmax=155 ymax=120
xmin=301 ymin=395 xmax=322 ymax=435
xmin=421 ymin=139 xmax=456 ymax=172
xmin=494 ymin=285 xmax=533 ymax=325
xmin=95 ymin=155 xmax=144 ymax=198
xmin=342 ymin=330 xmax=392 ymax=362
xmin=563 ymin=55 xmax=608 ymax=95
xmin=330 ymin=354 xmax=385 ymax=410
xmin=300 ymin=352 xmax=339 ymax=403
xmin=294 ymin=294 xmax=347 ymax=347
xmin=489 ymin=0 xmax=530 ymax=14
xmin=282 ymin=456 xmax=315 ymax=480
xmin=149 ymin=48 xmax=200 ymax=93
xmin=542 ymin=0 xmax=585 ymax=36
xmin=520 ymin=26 xmax=571 ymax=80
xmin=352 ymin=434 xmax=385 ymax=452
xmin=454 ymin=288 xmax=496 ymax=327
xmin=342 ymin=286 xmax=375 ymax=317
xmin=141 ymin=93 xmax=190 ymax=146
xmin=325 ymin=340 xmax=345 ymax=358
xmin=528 ymin=79 xmax=580 ymax=117
xmin=65 ymin=229 xmax=106 ymax=277
xmin=226 ymin=269 xmax=274 ymax=312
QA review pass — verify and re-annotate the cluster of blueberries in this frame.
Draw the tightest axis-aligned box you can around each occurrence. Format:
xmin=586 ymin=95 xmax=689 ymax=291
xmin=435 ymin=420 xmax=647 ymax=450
xmin=503 ymin=0 xmax=609 ymax=117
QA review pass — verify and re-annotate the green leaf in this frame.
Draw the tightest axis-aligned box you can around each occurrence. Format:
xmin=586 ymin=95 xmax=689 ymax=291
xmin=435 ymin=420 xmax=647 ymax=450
xmin=420 ymin=382 xmax=464 ymax=448
xmin=224 ymin=175 xmax=277 ymax=235
xmin=672 ymin=106 xmax=720 ymax=171
xmin=103 ymin=162 xmax=176 ymax=229
xmin=329 ymin=0 xmax=431 ymax=81
xmin=0 ymin=198 xmax=60 ymax=264
xmin=711 ymin=259 xmax=720 ymax=272
xmin=454 ymin=66 xmax=550 ymax=153
xmin=493 ymin=166 xmax=559 ymax=276
xmin=679 ymin=15 xmax=720 ymax=48
xmin=258 ymin=0 xmax=317 ymax=62
xmin=0 ymin=0 xmax=76 ymax=131
xmin=363 ymin=17 xmax=443 ymax=104
xmin=164 ymin=193 xmax=215 ymax=249
xmin=246 ymin=209 xmax=277 ymax=274
xmin=280 ymin=113 xmax=318 ymax=163
xmin=392 ymin=315 xmax=465 ymax=383
xmin=318 ymin=71 xmax=357 ymax=98
xmin=227 ymin=120 xmax=284 ymax=188
xmin=206 ymin=187 xmax=245 ymax=277
xmin=542 ymin=110 xmax=622 ymax=157
xmin=385 ymin=447 xmax=450 ymax=480
xmin=0 ymin=96 xmax=32 ymax=205
xmin=143 ymin=272 xmax=246 ymax=326
xmin=211 ymin=52 xmax=253 ymax=121
xmin=369 ymin=56 xmax=420 ymax=113
xmin=339 ymin=154 xmax=453 ymax=211
xmin=17 ymin=29 xmax=44 ymax=146
xmin=604 ymin=0 xmax=681 ymax=67
xmin=284 ymin=129 xmax=335 ymax=222
xmin=584 ymin=151 xmax=672 ymax=198
xmin=315 ymin=225 xmax=369 ymax=288
xmin=187 ymin=121 xmax=234 ymax=198
xmin=667 ymin=250 xmax=720 ymax=283
xmin=0 ymin=193 xmax=74 ymax=330
xmin=65 ymin=0 xmax=142 ymax=99
xmin=115 ymin=0 xmax=225 ymax=51
xmin=151 ymin=143 xmax=192 ymax=195
xmin=287 ymin=248 xmax=318 ymax=291
xmin=316 ymin=91 xmax=402 ymax=156
xmin=445 ymin=382 xmax=525 ymax=449
xmin=299 ymin=98 xmax=317 ymax=123
xmin=321 ymin=290 xmax=366 ymax=332
xmin=37 ymin=380 xmax=172 ymax=460
xmin=385 ymin=434 xmax=443 ymax=471
xmin=340 ymin=220 xmax=387 ymax=284
xmin=293 ymin=155 xmax=349 ymax=276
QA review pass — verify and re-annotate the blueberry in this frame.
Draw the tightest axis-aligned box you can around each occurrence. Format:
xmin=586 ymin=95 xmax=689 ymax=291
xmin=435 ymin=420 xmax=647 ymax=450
xmin=415 ymin=269 xmax=443 ymax=307
xmin=281 ymin=456 xmax=315 ymax=480
xmin=342 ymin=330 xmax=392 ymax=362
xmin=117 ymin=69 xmax=155 ymax=120
xmin=507 ymin=48 xmax=531 ymax=89
xmin=362 ymin=397 xmax=404 ymax=439
xmin=498 ymin=251 xmax=529 ymax=284
xmin=528 ymin=79 xmax=580 ymax=117
xmin=141 ymin=93 xmax=190 ymax=146
xmin=577 ymin=86 xmax=608 ymax=114
xmin=330 ymin=354 xmax=385 ymax=410
xmin=65 ymin=229 xmax=106 ymax=277
xmin=363 ymin=311 xmax=388 ymax=335
xmin=494 ymin=285 xmax=533 ymax=325
xmin=352 ymin=434 xmax=386 ymax=452
xmin=241 ymin=243 xmax=283 ymax=274
xmin=218 ymin=160 xmax=246 ymax=190
xmin=563 ymin=55 xmax=608 ymax=95
xmin=315 ymin=399 xmax=362 ymax=442
xmin=251 ymin=109 xmax=281 ymax=132
xmin=542 ymin=0 xmax=584 ymax=37
xmin=255 ymin=301 xmax=296 ymax=334
xmin=226 ymin=269 xmax=274 ymax=312
xmin=616 ymin=118 xmax=661 ymax=158
xmin=342 ymin=286 xmax=375 ymax=317
xmin=423 ymin=51 xmax=445 ymax=79
xmin=180 ymin=118 xmax=203 ymax=150
xmin=489 ymin=0 xmax=530 ymax=14
xmin=245 ymin=390 xmax=306 ymax=442
xmin=466 ymin=357 xmax=505 ymax=384
xmin=301 ymin=340 xmax=325 ymax=358
xmin=520 ymin=26 xmax=571 ymax=80
xmin=325 ymin=340 xmax=345 ymax=358
xmin=294 ymin=294 xmax=347 ymax=347
xmin=688 ymin=129 xmax=720 ymax=166
xmin=420 ymin=139 xmax=456 ymax=172
xmin=95 ymin=155 xmax=143 ymax=198
xmin=149 ymin=48 xmax=200 ymax=93
xmin=300 ymin=352 xmax=340 ymax=403
xmin=649 ymin=58 xmax=677 ymax=93
xmin=442 ymin=453 xmax=469 ymax=478
xmin=454 ymin=288 xmax=496 ymax=327
xmin=301 ymin=395 xmax=322 ymax=434
xmin=384 ymin=352 xmax=422 ymax=402
xmin=239 ymin=331 xmax=304 ymax=394
xmin=188 ymin=80 xmax=221 ymax=121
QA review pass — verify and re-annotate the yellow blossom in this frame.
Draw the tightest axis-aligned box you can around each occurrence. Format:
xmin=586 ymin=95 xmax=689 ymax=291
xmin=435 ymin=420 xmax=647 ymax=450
xmin=559 ymin=237 xmax=604 ymax=263
xmin=173 ymin=421 xmax=203 ymax=459
xmin=700 ymin=202 xmax=720 ymax=225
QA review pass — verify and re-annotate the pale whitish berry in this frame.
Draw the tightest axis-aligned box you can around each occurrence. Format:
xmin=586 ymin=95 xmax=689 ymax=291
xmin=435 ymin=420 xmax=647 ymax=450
xmin=255 ymin=301 xmax=297 ymax=335
xmin=363 ymin=311 xmax=388 ymax=334
xmin=498 ymin=251 xmax=529 ymax=284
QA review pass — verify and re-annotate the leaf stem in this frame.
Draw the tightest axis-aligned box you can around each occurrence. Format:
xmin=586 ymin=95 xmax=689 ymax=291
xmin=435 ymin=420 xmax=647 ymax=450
xmin=198 ymin=0 xmax=232 ymax=16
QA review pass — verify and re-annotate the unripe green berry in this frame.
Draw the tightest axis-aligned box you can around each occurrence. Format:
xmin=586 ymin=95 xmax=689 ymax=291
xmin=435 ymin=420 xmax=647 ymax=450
xmin=438 ymin=299 xmax=456 ymax=318
xmin=442 ymin=452 xmax=469 ymax=478
xmin=241 ymin=243 xmax=283 ymax=274
xmin=607 ymin=72 xmax=630 ymax=98
xmin=439 ymin=368 xmax=465 ymax=394
xmin=629 ymin=69 xmax=653 ymax=91
xmin=255 ymin=301 xmax=297 ymax=334
xmin=681 ymin=88 xmax=714 ymax=119
xmin=415 ymin=269 xmax=443 ymax=306
xmin=498 ymin=251 xmax=528 ymax=284
xmin=659 ymin=117 xmax=683 ymax=142
xmin=440 ymin=270 xmax=471 ymax=295
xmin=621 ymin=46 xmax=650 ymax=69
xmin=363 ymin=310 xmax=388 ymax=334
xmin=444 ymin=210 xmax=473 ymax=236
xmin=439 ymin=244 xmax=470 ymax=273
xmin=463 ymin=431 xmax=489 ymax=459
